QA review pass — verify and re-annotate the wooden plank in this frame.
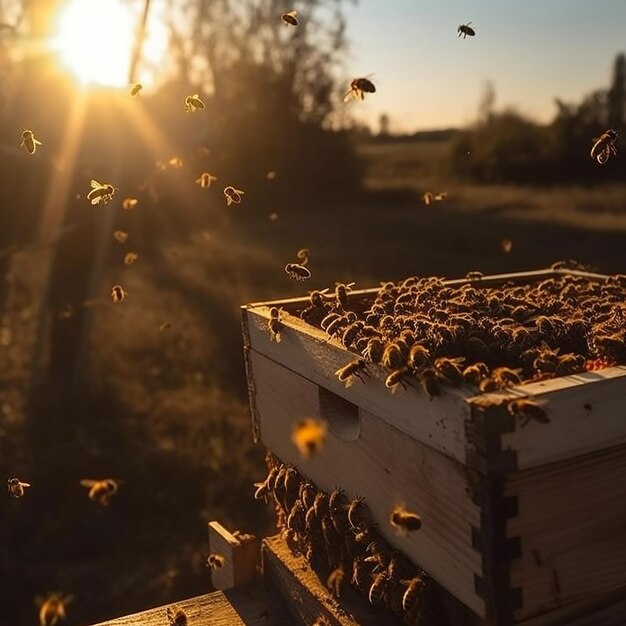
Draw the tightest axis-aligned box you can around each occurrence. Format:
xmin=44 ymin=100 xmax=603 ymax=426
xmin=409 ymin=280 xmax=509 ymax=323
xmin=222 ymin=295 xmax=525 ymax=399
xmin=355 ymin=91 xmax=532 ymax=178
xmin=505 ymin=444 xmax=626 ymax=621
xmin=208 ymin=521 xmax=260 ymax=590
xmin=88 ymin=586 xmax=293 ymax=626
xmin=262 ymin=535 xmax=399 ymax=626
xmin=249 ymin=349 xmax=485 ymax=618
xmin=490 ymin=366 xmax=626 ymax=470
xmin=243 ymin=305 xmax=472 ymax=465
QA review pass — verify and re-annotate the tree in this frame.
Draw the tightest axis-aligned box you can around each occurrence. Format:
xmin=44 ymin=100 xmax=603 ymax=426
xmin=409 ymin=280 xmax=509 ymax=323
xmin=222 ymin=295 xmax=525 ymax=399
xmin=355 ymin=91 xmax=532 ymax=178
xmin=607 ymin=53 xmax=626 ymax=130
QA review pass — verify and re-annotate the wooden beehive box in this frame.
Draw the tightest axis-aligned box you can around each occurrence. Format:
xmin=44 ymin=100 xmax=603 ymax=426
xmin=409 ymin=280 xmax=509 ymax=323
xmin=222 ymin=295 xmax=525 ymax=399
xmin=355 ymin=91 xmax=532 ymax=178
xmin=241 ymin=269 xmax=626 ymax=626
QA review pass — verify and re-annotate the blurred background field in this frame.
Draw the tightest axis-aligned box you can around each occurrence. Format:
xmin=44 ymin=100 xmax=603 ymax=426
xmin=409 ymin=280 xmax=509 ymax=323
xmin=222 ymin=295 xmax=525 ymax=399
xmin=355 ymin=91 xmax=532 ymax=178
xmin=1 ymin=0 xmax=626 ymax=624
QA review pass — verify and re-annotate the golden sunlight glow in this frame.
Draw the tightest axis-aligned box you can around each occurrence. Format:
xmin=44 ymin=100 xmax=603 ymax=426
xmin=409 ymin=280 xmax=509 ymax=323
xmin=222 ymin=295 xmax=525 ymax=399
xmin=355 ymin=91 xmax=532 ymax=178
xmin=52 ymin=0 xmax=168 ymax=88
xmin=54 ymin=0 xmax=134 ymax=86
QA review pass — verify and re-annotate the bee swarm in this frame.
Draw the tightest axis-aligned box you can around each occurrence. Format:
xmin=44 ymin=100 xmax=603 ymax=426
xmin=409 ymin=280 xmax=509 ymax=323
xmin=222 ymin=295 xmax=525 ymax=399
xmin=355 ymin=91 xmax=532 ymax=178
xmin=257 ymin=454 xmax=440 ymax=625
xmin=297 ymin=273 xmax=626 ymax=395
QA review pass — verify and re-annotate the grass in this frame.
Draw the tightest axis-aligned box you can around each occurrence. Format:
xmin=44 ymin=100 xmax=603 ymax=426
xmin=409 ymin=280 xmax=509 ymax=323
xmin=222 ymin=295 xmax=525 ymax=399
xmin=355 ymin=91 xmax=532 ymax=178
xmin=1 ymin=138 xmax=626 ymax=625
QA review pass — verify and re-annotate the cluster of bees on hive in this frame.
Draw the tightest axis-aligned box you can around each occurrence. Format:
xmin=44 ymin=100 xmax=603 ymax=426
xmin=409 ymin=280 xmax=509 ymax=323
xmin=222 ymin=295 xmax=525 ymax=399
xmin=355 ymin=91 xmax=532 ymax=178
xmin=255 ymin=456 xmax=433 ymax=625
xmin=268 ymin=268 xmax=626 ymax=426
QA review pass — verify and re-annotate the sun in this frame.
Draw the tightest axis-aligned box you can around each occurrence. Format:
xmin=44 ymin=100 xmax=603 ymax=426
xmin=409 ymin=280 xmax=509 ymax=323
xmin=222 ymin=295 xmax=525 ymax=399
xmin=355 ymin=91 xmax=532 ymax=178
xmin=52 ymin=0 xmax=139 ymax=87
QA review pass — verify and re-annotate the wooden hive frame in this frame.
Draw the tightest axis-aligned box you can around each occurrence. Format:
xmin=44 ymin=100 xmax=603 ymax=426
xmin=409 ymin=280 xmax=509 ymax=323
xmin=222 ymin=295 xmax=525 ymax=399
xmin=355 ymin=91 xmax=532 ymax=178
xmin=241 ymin=269 xmax=626 ymax=625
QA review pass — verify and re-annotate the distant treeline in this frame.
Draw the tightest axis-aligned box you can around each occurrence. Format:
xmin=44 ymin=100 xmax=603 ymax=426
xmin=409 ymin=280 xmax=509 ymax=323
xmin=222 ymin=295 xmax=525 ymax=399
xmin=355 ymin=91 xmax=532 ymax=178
xmin=360 ymin=54 xmax=626 ymax=185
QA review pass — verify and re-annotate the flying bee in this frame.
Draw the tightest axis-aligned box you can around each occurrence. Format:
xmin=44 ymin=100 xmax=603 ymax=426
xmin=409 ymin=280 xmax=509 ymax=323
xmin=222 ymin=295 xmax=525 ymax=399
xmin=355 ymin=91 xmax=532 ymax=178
xmin=590 ymin=129 xmax=618 ymax=164
xmin=7 ymin=477 xmax=31 ymax=498
xmin=466 ymin=270 xmax=483 ymax=281
xmin=20 ymin=128 xmax=42 ymax=154
xmin=421 ymin=192 xmax=434 ymax=206
xmin=122 ymin=197 xmax=138 ymax=210
xmin=38 ymin=593 xmax=73 ymax=626
xmin=130 ymin=82 xmax=142 ymax=96
xmin=285 ymin=262 xmax=311 ymax=281
xmin=501 ymin=238 xmax=513 ymax=253
xmin=291 ymin=417 xmax=327 ymax=458
xmin=87 ymin=180 xmax=117 ymax=205
xmin=124 ymin=252 xmax=139 ymax=266
xmin=113 ymin=230 xmax=128 ymax=244
xmin=166 ymin=605 xmax=188 ymax=626
xmin=206 ymin=553 xmax=225 ymax=571
xmin=335 ymin=358 xmax=367 ymax=388
xmin=401 ymin=575 xmax=424 ymax=612
xmin=507 ymin=398 xmax=549 ymax=427
xmin=344 ymin=76 xmax=376 ymax=102
xmin=184 ymin=93 xmax=205 ymax=112
xmin=281 ymin=10 xmax=298 ymax=26
xmin=222 ymin=185 xmax=244 ymax=205
xmin=389 ymin=505 xmax=422 ymax=535
xmin=458 ymin=21 xmax=476 ymax=38
xmin=196 ymin=172 xmax=218 ymax=188
xmin=268 ymin=306 xmax=283 ymax=343
xmin=368 ymin=571 xmax=390 ymax=605
xmin=111 ymin=285 xmax=127 ymax=303
xmin=434 ymin=192 xmax=448 ymax=201
xmin=80 ymin=478 xmax=121 ymax=506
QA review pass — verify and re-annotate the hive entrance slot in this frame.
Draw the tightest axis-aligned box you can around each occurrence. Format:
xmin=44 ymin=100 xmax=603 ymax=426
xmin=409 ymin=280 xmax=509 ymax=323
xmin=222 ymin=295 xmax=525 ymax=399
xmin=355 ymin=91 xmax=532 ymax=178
xmin=318 ymin=387 xmax=360 ymax=441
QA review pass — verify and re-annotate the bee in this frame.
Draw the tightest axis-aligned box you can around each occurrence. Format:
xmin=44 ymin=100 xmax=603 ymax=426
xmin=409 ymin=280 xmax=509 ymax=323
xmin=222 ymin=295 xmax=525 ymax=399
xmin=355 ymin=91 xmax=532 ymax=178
xmin=184 ymin=93 xmax=205 ymax=113
xmin=281 ymin=10 xmax=298 ymax=26
xmin=312 ymin=618 xmax=331 ymax=626
xmin=130 ymin=82 xmax=142 ymax=96
xmin=253 ymin=466 xmax=279 ymax=502
xmin=491 ymin=366 xmax=523 ymax=386
xmin=224 ymin=185 xmax=245 ymax=206
xmin=113 ymin=230 xmax=128 ymax=244
xmin=124 ymin=252 xmax=139 ymax=266
xmin=335 ymin=282 xmax=355 ymax=308
xmin=385 ymin=367 xmax=408 ymax=392
xmin=313 ymin=491 xmax=330 ymax=518
xmin=167 ymin=156 xmax=183 ymax=169
xmin=335 ymin=358 xmax=367 ymax=388
xmin=20 ymin=128 xmax=42 ymax=154
xmin=206 ymin=553 xmax=225 ymax=571
xmin=122 ymin=197 xmax=138 ymax=210
xmin=362 ymin=336 xmax=385 ymax=363
xmin=329 ymin=487 xmax=345 ymax=511
xmin=590 ymin=129 xmax=618 ymax=164
xmin=416 ymin=367 xmax=440 ymax=398
xmin=368 ymin=571 xmax=390 ymax=605
xmin=407 ymin=344 xmax=431 ymax=370
xmin=507 ymin=398 xmax=550 ymax=427
xmin=7 ymin=477 xmax=31 ymax=498
xmin=351 ymin=556 xmax=372 ymax=591
xmin=434 ymin=356 xmax=465 ymax=384
xmin=501 ymin=238 xmax=513 ymax=253
xmin=347 ymin=496 xmax=369 ymax=530
xmin=402 ymin=575 xmax=424 ymax=612
xmin=79 ymin=478 xmax=121 ymax=506
xmin=434 ymin=192 xmax=448 ymax=201
xmin=458 ymin=22 xmax=476 ymax=38
xmin=87 ymin=180 xmax=117 ymax=205
xmin=111 ymin=285 xmax=127 ymax=303
xmin=291 ymin=417 xmax=327 ymax=458
xmin=285 ymin=262 xmax=311 ymax=281
xmin=344 ymin=76 xmax=376 ymax=102
xmin=327 ymin=566 xmax=346 ymax=599
xmin=166 ymin=605 xmax=188 ymax=626
xmin=463 ymin=362 xmax=489 ymax=385
xmin=196 ymin=172 xmax=218 ymax=188
xmin=38 ymin=593 xmax=73 ymax=626
xmin=421 ymin=193 xmax=433 ymax=206
xmin=159 ymin=322 xmax=171 ymax=331
xmin=268 ymin=307 xmax=283 ymax=343
xmin=382 ymin=343 xmax=404 ymax=370
xmin=269 ymin=212 xmax=279 ymax=220
xmin=389 ymin=505 xmax=422 ymax=534
xmin=466 ymin=270 xmax=483 ymax=281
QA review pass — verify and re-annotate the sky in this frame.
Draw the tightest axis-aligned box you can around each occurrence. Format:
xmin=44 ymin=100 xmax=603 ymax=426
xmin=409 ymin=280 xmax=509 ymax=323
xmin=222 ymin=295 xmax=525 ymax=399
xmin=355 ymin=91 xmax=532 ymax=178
xmin=343 ymin=0 xmax=626 ymax=133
